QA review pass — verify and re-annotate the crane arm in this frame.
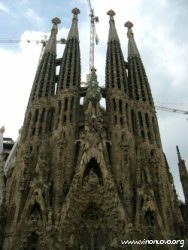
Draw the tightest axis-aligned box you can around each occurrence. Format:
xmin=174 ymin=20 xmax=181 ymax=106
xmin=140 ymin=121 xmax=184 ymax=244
xmin=87 ymin=0 xmax=92 ymax=12
xmin=155 ymin=106 xmax=188 ymax=115
xmin=0 ymin=39 xmax=66 ymax=44
xmin=0 ymin=39 xmax=43 ymax=43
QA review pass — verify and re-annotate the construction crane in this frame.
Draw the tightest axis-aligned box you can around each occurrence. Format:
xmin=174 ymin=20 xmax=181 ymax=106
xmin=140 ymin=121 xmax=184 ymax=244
xmin=86 ymin=0 xmax=99 ymax=82
xmin=155 ymin=106 xmax=188 ymax=115
xmin=0 ymin=37 xmax=66 ymax=45
xmin=155 ymin=105 xmax=188 ymax=122
xmin=0 ymin=37 xmax=66 ymax=68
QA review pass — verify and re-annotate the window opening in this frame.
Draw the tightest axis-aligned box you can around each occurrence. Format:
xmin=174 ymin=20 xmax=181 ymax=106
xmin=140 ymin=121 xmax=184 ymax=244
xmin=34 ymin=109 xmax=39 ymax=124
xmin=64 ymin=97 xmax=68 ymax=111
xmin=141 ymin=130 xmax=145 ymax=140
xmin=120 ymin=117 xmax=123 ymax=126
xmin=70 ymin=97 xmax=74 ymax=110
xmin=114 ymin=116 xmax=117 ymax=124
xmin=119 ymin=99 xmax=122 ymax=113
xmin=40 ymin=109 xmax=45 ymax=123
xmin=138 ymin=112 xmax=143 ymax=126
xmin=113 ymin=98 xmax=116 ymax=111
xmin=145 ymin=113 xmax=149 ymax=127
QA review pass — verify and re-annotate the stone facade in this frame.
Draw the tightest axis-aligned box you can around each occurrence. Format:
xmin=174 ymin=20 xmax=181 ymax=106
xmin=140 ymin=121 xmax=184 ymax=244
xmin=0 ymin=8 xmax=188 ymax=250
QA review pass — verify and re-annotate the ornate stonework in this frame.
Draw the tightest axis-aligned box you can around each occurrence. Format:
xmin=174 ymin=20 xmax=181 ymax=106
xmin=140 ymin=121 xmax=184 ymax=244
xmin=0 ymin=8 xmax=187 ymax=250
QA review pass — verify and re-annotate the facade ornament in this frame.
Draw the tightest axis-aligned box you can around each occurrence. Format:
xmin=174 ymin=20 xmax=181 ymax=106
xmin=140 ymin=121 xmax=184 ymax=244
xmin=23 ymin=144 xmax=34 ymax=165
xmin=0 ymin=126 xmax=5 ymax=134
xmin=47 ymin=209 xmax=53 ymax=225
xmin=68 ymin=233 xmax=74 ymax=247
xmin=84 ymin=168 xmax=100 ymax=187
xmin=29 ymin=209 xmax=41 ymax=222
xmin=110 ymin=234 xmax=117 ymax=247
xmin=18 ymin=126 xmax=23 ymax=134
xmin=57 ymin=130 xmax=68 ymax=149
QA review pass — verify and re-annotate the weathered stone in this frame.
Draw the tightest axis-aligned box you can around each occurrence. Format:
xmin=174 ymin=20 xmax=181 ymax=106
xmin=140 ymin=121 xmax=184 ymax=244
xmin=0 ymin=8 xmax=187 ymax=250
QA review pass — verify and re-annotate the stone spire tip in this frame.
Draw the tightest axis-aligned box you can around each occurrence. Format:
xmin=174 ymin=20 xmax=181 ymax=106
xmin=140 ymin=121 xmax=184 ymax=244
xmin=107 ymin=9 xmax=120 ymax=43
xmin=107 ymin=10 xmax=116 ymax=16
xmin=125 ymin=21 xmax=140 ymax=57
xmin=67 ymin=8 xmax=80 ymax=41
xmin=91 ymin=67 xmax=97 ymax=72
xmin=52 ymin=17 xmax=61 ymax=25
xmin=72 ymin=8 xmax=80 ymax=15
xmin=0 ymin=126 xmax=5 ymax=134
xmin=124 ymin=21 xmax=133 ymax=28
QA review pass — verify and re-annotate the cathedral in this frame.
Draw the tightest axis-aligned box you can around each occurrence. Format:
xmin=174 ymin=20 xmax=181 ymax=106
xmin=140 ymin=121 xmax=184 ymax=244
xmin=0 ymin=7 xmax=188 ymax=250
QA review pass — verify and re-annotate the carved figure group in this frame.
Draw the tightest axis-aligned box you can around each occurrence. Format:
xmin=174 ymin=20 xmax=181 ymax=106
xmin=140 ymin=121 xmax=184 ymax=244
xmin=84 ymin=168 xmax=99 ymax=187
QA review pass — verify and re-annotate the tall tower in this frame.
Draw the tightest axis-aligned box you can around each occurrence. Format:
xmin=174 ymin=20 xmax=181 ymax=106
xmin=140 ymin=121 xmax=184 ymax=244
xmin=177 ymin=146 xmax=188 ymax=236
xmin=1 ymin=8 xmax=187 ymax=250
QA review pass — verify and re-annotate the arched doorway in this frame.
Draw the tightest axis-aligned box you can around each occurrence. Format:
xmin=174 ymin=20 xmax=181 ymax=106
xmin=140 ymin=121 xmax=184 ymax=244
xmin=82 ymin=158 xmax=103 ymax=186
xmin=80 ymin=206 xmax=107 ymax=249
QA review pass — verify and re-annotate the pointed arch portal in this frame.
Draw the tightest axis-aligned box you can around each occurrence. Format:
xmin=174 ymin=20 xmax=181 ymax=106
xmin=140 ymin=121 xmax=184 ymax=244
xmin=80 ymin=206 xmax=107 ymax=249
xmin=82 ymin=158 xmax=103 ymax=186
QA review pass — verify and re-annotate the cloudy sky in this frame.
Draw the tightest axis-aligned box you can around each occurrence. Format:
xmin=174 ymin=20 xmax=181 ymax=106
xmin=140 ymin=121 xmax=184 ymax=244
xmin=0 ymin=0 xmax=187 ymax=200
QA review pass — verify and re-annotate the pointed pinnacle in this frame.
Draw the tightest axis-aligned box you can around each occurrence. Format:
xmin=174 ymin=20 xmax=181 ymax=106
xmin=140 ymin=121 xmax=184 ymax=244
xmin=107 ymin=10 xmax=116 ymax=16
xmin=52 ymin=17 xmax=61 ymax=25
xmin=91 ymin=67 xmax=97 ymax=72
xmin=124 ymin=21 xmax=133 ymax=28
xmin=72 ymin=8 xmax=80 ymax=15
xmin=107 ymin=9 xmax=119 ymax=43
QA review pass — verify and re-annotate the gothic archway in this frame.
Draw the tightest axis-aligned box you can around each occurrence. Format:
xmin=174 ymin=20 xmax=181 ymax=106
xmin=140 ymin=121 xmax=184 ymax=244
xmin=82 ymin=158 xmax=103 ymax=186
xmin=80 ymin=206 xmax=107 ymax=249
xmin=28 ymin=202 xmax=42 ymax=221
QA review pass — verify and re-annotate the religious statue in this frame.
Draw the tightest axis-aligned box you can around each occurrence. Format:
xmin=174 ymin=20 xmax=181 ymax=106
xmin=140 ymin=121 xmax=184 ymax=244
xmin=88 ymin=168 xmax=99 ymax=186
xmin=69 ymin=233 xmax=74 ymax=247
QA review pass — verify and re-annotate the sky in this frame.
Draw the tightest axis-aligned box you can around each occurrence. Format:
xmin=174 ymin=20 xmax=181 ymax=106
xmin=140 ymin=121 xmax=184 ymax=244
xmin=0 ymin=0 xmax=188 ymax=200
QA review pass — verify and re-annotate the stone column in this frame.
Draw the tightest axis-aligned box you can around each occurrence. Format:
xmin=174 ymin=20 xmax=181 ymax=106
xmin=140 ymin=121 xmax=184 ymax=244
xmin=0 ymin=126 xmax=5 ymax=153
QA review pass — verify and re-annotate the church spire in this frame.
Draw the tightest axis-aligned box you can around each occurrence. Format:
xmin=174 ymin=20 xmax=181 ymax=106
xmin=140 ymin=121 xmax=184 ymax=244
xmin=124 ymin=21 xmax=140 ymax=58
xmin=28 ymin=18 xmax=60 ymax=103
xmin=107 ymin=10 xmax=120 ymax=43
xmin=177 ymin=146 xmax=188 ymax=205
xmin=86 ymin=68 xmax=101 ymax=103
xmin=124 ymin=21 xmax=153 ymax=105
xmin=67 ymin=8 xmax=80 ymax=41
xmin=57 ymin=8 xmax=81 ymax=91
xmin=44 ymin=17 xmax=61 ymax=54
xmin=105 ymin=10 xmax=128 ymax=92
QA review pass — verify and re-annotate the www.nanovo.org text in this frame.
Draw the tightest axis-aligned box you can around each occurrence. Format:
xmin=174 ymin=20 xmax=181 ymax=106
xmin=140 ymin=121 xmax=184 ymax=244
xmin=121 ymin=239 xmax=184 ymax=247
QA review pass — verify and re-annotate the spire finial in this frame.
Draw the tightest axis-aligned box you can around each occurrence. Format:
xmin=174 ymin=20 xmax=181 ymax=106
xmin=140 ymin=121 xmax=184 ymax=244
xmin=107 ymin=10 xmax=116 ymax=26
xmin=72 ymin=7 xmax=80 ymax=21
xmin=72 ymin=8 xmax=80 ymax=15
xmin=125 ymin=21 xmax=133 ymax=28
xmin=86 ymin=71 xmax=101 ymax=102
xmin=67 ymin=8 xmax=80 ymax=41
xmin=43 ymin=17 xmax=60 ymax=54
xmin=124 ymin=21 xmax=140 ymax=57
xmin=107 ymin=10 xmax=120 ymax=43
xmin=124 ymin=21 xmax=134 ymax=38
xmin=52 ymin=17 xmax=61 ymax=25
xmin=0 ymin=126 xmax=5 ymax=134
xmin=107 ymin=10 xmax=116 ymax=17
xmin=50 ymin=17 xmax=61 ymax=35
xmin=91 ymin=67 xmax=97 ymax=72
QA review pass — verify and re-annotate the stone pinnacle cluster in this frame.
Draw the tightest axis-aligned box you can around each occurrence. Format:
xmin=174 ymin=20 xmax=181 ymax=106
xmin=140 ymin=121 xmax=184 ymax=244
xmin=0 ymin=8 xmax=187 ymax=250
